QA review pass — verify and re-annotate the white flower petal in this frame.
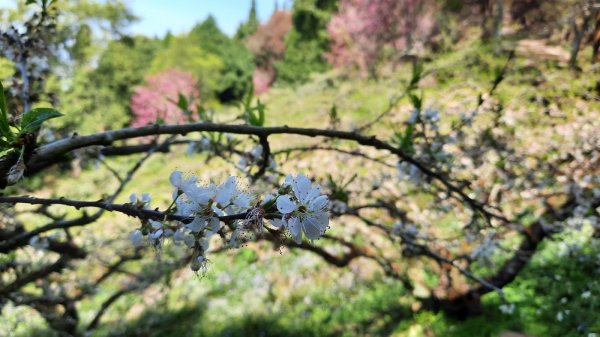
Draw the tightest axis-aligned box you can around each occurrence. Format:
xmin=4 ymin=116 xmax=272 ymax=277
xmin=301 ymin=217 xmax=322 ymax=241
xmin=212 ymin=205 xmax=225 ymax=216
xmin=293 ymin=174 xmax=312 ymax=204
xmin=186 ymin=216 xmax=207 ymax=233
xmin=129 ymin=230 xmax=143 ymax=246
xmin=234 ymin=193 xmax=251 ymax=208
xmin=169 ymin=171 xmax=183 ymax=187
xmin=283 ymin=174 xmax=293 ymax=187
xmin=199 ymin=238 xmax=210 ymax=251
xmin=302 ymin=212 xmax=328 ymax=240
xmin=176 ymin=199 xmax=198 ymax=216
xmin=209 ymin=217 xmax=220 ymax=232
xmin=287 ymin=217 xmax=302 ymax=238
xmin=250 ymin=145 xmax=263 ymax=157
xmin=180 ymin=177 xmax=198 ymax=192
xmin=263 ymin=193 xmax=276 ymax=204
xmin=216 ymin=176 xmax=237 ymax=204
xmin=186 ymin=185 xmax=216 ymax=206
xmin=305 ymin=186 xmax=321 ymax=203
xmin=149 ymin=229 xmax=163 ymax=240
xmin=150 ymin=220 xmax=162 ymax=230
xmin=271 ymin=218 xmax=285 ymax=228
xmin=309 ymin=195 xmax=328 ymax=212
xmin=129 ymin=193 xmax=137 ymax=203
xmin=173 ymin=228 xmax=185 ymax=242
xmin=183 ymin=235 xmax=195 ymax=248
xmin=163 ymin=228 xmax=174 ymax=237
xmin=277 ymin=195 xmax=297 ymax=214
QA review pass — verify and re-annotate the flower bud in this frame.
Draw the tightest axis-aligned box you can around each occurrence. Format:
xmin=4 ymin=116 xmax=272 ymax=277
xmin=7 ymin=159 xmax=26 ymax=185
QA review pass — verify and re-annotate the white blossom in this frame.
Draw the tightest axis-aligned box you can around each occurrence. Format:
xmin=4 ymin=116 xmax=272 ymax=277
xmin=173 ymin=228 xmax=195 ymax=248
xmin=498 ymin=303 xmax=515 ymax=315
xmin=186 ymin=216 xmax=208 ymax=233
xmin=276 ymin=174 xmax=329 ymax=243
xmin=28 ymin=236 xmax=48 ymax=250
xmin=215 ymin=176 xmax=251 ymax=212
xmin=129 ymin=230 xmax=144 ymax=247
xmin=129 ymin=192 xmax=151 ymax=207
xmin=129 ymin=171 xmax=330 ymax=271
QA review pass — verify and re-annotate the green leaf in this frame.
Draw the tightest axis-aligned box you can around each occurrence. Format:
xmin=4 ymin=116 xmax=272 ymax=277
xmin=20 ymin=108 xmax=63 ymax=134
xmin=400 ymin=124 xmax=415 ymax=155
xmin=177 ymin=93 xmax=188 ymax=112
xmin=408 ymin=93 xmax=422 ymax=110
xmin=255 ymin=100 xmax=265 ymax=126
xmin=0 ymin=82 xmax=13 ymax=140
xmin=247 ymin=102 xmax=266 ymax=127
xmin=409 ymin=62 xmax=424 ymax=90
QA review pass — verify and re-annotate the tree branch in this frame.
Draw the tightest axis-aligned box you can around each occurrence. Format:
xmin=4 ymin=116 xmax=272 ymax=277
xmin=3 ymin=122 xmax=503 ymax=220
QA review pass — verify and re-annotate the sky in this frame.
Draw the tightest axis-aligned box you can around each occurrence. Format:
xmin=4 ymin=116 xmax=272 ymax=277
xmin=0 ymin=0 xmax=288 ymax=37
xmin=126 ymin=0 xmax=286 ymax=37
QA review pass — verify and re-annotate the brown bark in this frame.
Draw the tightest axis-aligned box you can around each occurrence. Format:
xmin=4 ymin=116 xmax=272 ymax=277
xmin=570 ymin=4 xmax=593 ymax=68
xmin=592 ymin=9 xmax=600 ymax=62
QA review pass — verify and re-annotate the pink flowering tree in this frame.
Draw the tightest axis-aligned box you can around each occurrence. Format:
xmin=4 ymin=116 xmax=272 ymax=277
xmin=327 ymin=0 xmax=436 ymax=74
xmin=247 ymin=10 xmax=292 ymax=94
xmin=131 ymin=69 xmax=200 ymax=127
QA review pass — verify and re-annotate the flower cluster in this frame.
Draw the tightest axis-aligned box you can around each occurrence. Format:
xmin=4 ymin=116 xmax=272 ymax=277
xmin=129 ymin=172 xmax=330 ymax=271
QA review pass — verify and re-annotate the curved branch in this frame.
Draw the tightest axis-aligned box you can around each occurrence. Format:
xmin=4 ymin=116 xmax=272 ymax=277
xmin=5 ymin=122 xmax=503 ymax=220
xmin=252 ymin=135 xmax=271 ymax=181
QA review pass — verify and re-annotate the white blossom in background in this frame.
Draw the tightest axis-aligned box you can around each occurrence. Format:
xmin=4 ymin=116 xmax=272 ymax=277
xmin=498 ymin=303 xmax=515 ymax=315
xmin=397 ymin=162 xmax=422 ymax=183
xmin=236 ymin=144 xmax=277 ymax=174
xmin=28 ymin=236 xmax=49 ymax=250
xmin=392 ymin=221 xmax=419 ymax=239
xmin=470 ymin=230 xmax=498 ymax=266
xmin=329 ymin=200 xmax=348 ymax=213
xmin=275 ymin=174 xmax=329 ymax=243
xmin=129 ymin=229 xmax=144 ymax=247
xmin=408 ymin=110 xmax=419 ymax=125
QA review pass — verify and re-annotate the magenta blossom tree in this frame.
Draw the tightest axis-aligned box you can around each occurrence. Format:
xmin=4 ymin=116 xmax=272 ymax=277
xmin=326 ymin=0 xmax=436 ymax=74
xmin=131 ymin=69 xmax=200 ymax=127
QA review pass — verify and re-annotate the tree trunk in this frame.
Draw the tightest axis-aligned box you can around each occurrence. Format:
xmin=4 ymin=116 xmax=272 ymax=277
xmin=592 ymin=8 xmax=600 ymax=63
xmin=480 ymin=0 xmax=493 ymax=42
xmin=570 ymin=4 xmax=593 ymax=69
xmin=493 ymin=0 xmax=504 ymax=54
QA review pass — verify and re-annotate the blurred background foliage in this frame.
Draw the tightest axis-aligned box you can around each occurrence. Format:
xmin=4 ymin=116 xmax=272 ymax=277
xmin=1 ymin=0 xmax=599 ymax=336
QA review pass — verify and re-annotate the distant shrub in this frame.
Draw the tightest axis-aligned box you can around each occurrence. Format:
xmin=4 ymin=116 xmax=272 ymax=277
xmin=148 ymin=36 xmax=224 ymax=102
xmin=189 ymin=17 xmax=255 ymax=103
xmin=247 ymin=11 xmax=292 ymax=68
xmin=275 ymin=0 xmax=337 ymax=85
xmin=131 ymin=69 xmax=199 ymax=127
xmin=247 ymin=10 xmax=292 ymax=93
